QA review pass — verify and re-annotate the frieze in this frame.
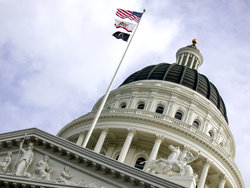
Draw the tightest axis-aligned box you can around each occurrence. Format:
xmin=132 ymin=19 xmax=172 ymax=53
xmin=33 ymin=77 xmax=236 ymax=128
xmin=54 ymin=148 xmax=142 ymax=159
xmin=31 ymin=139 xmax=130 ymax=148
xmin=0 ymin=128 xmax=184 ymax=188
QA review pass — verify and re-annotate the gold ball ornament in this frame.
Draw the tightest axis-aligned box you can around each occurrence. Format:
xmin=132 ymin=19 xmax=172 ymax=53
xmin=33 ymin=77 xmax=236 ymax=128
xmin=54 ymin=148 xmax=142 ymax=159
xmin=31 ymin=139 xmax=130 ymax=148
xmin=192 ymin=39 xmax=198 ymax=45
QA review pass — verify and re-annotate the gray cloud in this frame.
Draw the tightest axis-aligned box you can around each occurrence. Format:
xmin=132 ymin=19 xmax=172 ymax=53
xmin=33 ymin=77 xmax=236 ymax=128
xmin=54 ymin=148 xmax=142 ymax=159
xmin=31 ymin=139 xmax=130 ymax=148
xmin=0 ymin=0 xmax=249 ymax=186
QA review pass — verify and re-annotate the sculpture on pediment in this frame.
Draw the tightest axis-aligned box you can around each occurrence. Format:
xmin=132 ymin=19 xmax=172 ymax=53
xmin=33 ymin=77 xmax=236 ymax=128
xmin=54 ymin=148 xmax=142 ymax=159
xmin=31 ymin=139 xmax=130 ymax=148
xmin=14 ymin=139 xmax=34 ymax=177
xmin=0 ymin=152 xmax=12 ymax=173
xmin=55 ymin=166 xmax=76 ymax=185
xmin=144 ymin=145 xmax=199 ymax=178
xmin=32 ymin=155 xmax=53 ymax=181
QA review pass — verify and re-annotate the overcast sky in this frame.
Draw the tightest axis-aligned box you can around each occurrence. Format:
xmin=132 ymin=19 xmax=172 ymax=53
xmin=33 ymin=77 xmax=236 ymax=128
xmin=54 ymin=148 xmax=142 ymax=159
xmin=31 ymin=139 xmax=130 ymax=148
xmin=0 ymin=0 xmax=249 ymax=187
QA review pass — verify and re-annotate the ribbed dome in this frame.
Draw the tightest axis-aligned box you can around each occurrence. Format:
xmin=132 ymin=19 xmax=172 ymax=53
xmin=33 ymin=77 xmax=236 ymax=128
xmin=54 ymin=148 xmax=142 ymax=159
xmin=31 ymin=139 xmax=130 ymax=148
xmin=120 ymin=63 xmax=228 ymax=123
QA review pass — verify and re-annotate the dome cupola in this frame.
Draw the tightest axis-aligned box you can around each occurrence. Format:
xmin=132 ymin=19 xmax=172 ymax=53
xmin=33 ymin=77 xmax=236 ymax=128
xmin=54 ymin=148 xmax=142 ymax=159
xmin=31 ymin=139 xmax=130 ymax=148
xmin=58 ymin=40 xmax=244 ymax=188
xmin=176 ymin=39 xmax=203 ymax=70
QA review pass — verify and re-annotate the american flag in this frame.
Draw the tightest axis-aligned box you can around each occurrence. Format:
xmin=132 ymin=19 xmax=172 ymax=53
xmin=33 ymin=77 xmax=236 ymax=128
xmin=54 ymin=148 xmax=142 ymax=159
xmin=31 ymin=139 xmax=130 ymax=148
xmin=116 ymin=8 xmax=143 ymax=23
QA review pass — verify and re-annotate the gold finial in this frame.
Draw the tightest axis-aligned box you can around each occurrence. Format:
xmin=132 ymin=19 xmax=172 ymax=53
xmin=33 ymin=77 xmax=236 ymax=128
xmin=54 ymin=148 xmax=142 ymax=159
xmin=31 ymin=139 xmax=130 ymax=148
xmin=186 ymin=39 xmax=199 ymax=51
xmin=192 ymin=39 xmax=197 ymax=46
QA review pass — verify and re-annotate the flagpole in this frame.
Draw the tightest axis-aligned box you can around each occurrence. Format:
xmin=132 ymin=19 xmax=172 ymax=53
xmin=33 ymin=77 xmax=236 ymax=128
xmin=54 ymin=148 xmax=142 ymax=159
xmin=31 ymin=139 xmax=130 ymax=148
xmin=82 ymin=9 xmax=146 ymax=148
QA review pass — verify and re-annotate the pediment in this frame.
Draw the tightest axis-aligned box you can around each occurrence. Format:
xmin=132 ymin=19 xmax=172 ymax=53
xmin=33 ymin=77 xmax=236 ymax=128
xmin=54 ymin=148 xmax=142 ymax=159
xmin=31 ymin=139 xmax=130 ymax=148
xmin=0 ymin=128 xmax=182 ymax=188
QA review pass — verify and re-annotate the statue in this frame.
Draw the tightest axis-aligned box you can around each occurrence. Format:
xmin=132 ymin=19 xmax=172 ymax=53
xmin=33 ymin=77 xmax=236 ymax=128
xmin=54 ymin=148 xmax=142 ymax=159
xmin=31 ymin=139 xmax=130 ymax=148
xmin=32 ymin=155 xmax=53 ymax=181
xmin=14 ymin=140 xmax=34 ymax=177
xmin=166 ymin=145 xmax=181 ymax=162
xmin=144 ymin=145 xmax=199 ymax=178
xmin=55 ymin=166 xmax=76 ymax=185
xmin=0 ymin=152 xmax=12 ymax=173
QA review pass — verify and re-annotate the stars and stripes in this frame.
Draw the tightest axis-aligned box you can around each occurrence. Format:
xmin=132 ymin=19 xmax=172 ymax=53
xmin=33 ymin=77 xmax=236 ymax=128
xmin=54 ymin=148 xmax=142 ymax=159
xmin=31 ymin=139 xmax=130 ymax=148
xmin=113 ymin=8 xmax=144 ymax=42
xmin=116 ymin=8 xmax=143 ymax=23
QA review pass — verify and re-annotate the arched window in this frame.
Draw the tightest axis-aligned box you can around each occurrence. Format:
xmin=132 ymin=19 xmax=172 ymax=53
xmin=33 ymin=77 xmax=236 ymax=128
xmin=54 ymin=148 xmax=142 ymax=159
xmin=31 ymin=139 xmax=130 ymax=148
xmin=137 ymin=103 xmax=145 ymax=110
xmin=174 ymin=112 xmax=183 ymax=120
xmin=192 ymin=120 xmax=199 ymax=128
xmin=119 ymin=102 xmax=126 ymax=109
xmin=134 ymin=157 xmax=146 ymax=170
xmin=155 ymin=106 xmax=164 ymax=114
xmin=208 ymin=130 xmax=214 ymax=138
xmin=115 ymin=154 xmax=120 ymax=160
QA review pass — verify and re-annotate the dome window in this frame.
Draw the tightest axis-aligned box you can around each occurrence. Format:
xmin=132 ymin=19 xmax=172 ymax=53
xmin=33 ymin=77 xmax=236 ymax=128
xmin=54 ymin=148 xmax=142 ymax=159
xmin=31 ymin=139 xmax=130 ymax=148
xmin=192 ymin=120 xmax=199 ymax=128
xmin=174 ymin=112 xmax=183 ymax=120
xmin=208 ymin=130 xmax=214 ymax=138
xmin=137 ymin=103 xmax=145 ymax=110
xmin=155 ymin=106 xmax=164 ymax=114
xmin=134 ymin=157 xmax=146 ymax=170
xmin=119 ymin=102 xmax=127 ymax=109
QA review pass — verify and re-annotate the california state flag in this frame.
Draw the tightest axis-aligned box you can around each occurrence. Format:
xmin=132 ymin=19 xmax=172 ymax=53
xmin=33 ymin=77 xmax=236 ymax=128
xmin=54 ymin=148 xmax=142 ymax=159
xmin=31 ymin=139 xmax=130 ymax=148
xmin=114 ymin=19 xmax=136 ymax=33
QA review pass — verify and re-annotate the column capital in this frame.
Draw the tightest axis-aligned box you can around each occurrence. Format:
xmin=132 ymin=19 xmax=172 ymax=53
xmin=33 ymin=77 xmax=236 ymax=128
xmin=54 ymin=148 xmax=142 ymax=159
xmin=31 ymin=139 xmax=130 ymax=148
xmin=155 ymin=135 xmax=164 ymax=142
xmin=78 ymin=131 xmax=85 ymax=136
xmin=101 ymin=128 xmax=109 ymax=134
xmin=202 ymin=158 xmax=212 ymax=167
xmin=219 ymin=173 xmax=227 ymax=181
xmin=127 ymin=129 xmax=136 ymax=136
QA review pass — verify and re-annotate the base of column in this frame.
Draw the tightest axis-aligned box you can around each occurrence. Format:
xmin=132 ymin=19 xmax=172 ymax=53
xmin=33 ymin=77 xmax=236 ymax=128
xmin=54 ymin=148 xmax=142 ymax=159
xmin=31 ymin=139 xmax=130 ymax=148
xmin=155 ymin=175 xmax=196 ymax=188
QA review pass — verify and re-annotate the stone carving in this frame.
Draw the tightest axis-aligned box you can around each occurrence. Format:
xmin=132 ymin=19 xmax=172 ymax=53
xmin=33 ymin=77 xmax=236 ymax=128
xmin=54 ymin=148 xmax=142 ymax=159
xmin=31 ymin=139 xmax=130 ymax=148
xmin=14 ymin=140 xmax=34 ymax=177
xmin=55 ymin=166 xmax=76 ymax=185
xmin=32 ymin=155 xmax=53 ymax=181
xmin=79 ymin=179 xmax=105 ymax=188
xmin=0 ymin=152 xmax=12 ymax=173
xmin=144 ymin=145 xmax=199 ymax=178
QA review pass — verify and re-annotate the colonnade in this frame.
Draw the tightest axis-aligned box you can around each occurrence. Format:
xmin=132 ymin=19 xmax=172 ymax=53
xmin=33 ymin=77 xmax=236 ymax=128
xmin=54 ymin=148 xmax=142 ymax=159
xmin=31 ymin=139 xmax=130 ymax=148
xmin=75 ymin=128 xmax=227 ymax=188
xmin=177 ymin=53 xmax=200 ymax=70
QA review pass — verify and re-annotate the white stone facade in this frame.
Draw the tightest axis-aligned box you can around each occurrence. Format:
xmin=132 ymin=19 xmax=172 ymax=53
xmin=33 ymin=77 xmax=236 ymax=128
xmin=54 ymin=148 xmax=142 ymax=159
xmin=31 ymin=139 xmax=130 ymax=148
xmin=58 ymin=79 xmax=244 ymax=188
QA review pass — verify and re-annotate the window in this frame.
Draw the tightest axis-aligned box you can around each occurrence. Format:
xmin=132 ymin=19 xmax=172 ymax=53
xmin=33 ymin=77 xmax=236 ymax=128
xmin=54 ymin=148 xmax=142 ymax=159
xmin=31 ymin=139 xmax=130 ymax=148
xmin=134 ymin=157 xmax=146 ymax=170
xmin=174 ymin=112 xmax=183 ymax=120
xmin=155 ymin=106 xmax=164 ymax=114
xmin=115 ymin=154 xmax=120 ymax=160
xmin=137 ymin=103 xmax=145 ymax=110
xmin=208 ymin=130 xmax=214 ymax=138
xmin=192 ymin=120 xmax=199 ymax=128
xmin=120 ymin=102 xmax=126 ymax=109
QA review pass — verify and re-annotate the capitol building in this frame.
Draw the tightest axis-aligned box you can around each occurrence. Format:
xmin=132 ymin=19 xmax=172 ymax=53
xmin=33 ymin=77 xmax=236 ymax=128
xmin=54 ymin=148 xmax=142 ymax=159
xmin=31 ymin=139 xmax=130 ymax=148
xmin=0 ymin=40 xmax=244 ymax=188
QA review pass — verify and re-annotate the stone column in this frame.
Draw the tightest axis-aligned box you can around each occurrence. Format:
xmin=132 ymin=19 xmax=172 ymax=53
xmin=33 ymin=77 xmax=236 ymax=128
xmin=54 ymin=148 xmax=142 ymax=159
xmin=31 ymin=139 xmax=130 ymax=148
xmin=179 ymin=54 xmax=185 ymax=65
xmin=184 ymin=54 xmax=190 ymax=66
xmin=148 ymin=135 xmax=164 ymax=161
xmin=76 ymin=132 xmax=85 ymax=146
xmin=94 ymin=128 xmax=109 ymax=153
xmin=195 ymin=61 xmax=199 ymax=69
xmin=118 ymin=129 xmax=136 ymax=163
xmin=218 ymin=174 xmax=226 ymax=188
xmin=198 ymin=159 xmax=211 ymax=188
xmin=190 ymin=56 xmax=195 ymax=68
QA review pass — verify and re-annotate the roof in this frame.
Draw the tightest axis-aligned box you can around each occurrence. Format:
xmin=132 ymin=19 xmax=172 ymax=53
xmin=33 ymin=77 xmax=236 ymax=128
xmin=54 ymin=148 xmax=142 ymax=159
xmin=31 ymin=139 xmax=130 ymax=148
xmin=120 ymin=63 xmax=228 ymax=123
